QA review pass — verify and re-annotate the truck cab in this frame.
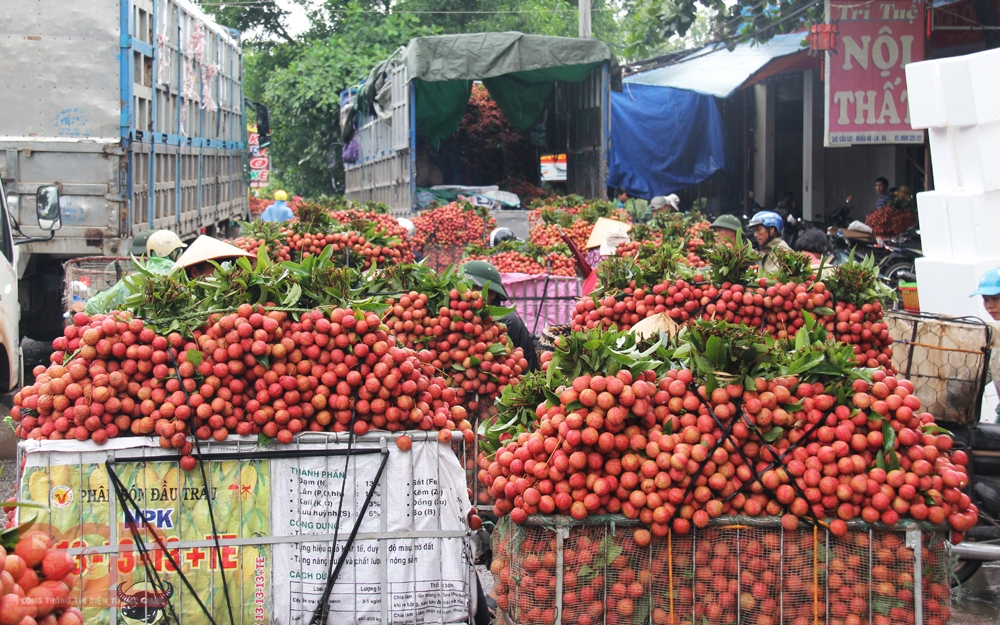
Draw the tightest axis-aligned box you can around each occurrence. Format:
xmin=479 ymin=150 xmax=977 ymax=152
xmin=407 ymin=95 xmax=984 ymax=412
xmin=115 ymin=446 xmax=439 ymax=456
xmin=0 ymin=180 xmax=20 ymax=392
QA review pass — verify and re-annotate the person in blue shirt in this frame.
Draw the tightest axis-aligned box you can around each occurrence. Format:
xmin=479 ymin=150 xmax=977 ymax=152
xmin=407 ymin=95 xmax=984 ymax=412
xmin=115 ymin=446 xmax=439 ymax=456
xmin=260 ymin=190 xmax=295 ymax=222
xmin=874 ymin=177 xmax=891 ymax=210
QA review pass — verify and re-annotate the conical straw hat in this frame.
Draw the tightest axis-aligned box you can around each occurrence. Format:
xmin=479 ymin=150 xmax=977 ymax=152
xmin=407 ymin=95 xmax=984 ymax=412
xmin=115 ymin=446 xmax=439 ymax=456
xmin=173 ymin=235 xmax=253 ymax=270
xmin=585 ymin=217 xmax=632 ymax=249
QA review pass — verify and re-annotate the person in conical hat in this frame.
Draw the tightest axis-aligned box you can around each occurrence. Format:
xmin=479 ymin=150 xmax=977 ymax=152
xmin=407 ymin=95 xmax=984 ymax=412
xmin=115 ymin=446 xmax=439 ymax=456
xmin=174 ymin=235 xmax=254 ymax=279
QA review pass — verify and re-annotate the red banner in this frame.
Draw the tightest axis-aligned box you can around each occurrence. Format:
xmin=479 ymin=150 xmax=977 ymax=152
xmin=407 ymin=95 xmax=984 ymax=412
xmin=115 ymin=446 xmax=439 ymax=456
xmin=825 ymin=0 xmax=926 ymax=146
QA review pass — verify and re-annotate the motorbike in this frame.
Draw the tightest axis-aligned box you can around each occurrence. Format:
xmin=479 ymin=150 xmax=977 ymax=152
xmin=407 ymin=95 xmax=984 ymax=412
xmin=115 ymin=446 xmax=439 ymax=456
xmin=877 ymin=227 xmax=922 ymax=306
xmin=949 ymin=418 xmax=1000 ymax=584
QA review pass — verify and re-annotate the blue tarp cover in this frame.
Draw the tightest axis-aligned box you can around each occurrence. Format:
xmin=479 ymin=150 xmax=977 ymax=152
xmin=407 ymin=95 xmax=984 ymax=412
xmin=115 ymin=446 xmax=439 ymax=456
xmin=608 ymin=83 xmax=726 ymax=199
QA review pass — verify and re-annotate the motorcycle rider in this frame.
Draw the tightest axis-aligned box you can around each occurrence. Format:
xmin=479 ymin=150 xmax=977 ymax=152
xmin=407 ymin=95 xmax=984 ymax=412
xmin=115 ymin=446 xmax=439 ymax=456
xmin=461 ymin=260 xmax=538 ymax=373
xmin=83 ymin=230 xmax=186 ymax=314
xmin=747 ymin=210 xmax=793 ymax=278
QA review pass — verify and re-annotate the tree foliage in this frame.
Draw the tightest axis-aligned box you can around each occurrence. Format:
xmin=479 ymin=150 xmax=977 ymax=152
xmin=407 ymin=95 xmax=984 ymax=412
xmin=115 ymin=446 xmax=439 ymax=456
xmin=196 ymin=0 xmax=816 ymax=196
xmin=263 ymin=4 xmax=438 ymax=197
xmin=621 ymin=0 xmax=823 ymax=59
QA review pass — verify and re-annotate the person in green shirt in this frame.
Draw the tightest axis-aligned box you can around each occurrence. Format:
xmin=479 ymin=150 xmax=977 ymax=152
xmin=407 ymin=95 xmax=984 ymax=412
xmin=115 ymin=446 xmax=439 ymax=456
xmin=747 ymin=210 xmax=793 ymax=278
xmin=83 ymin=230 xmax=186 ymax=314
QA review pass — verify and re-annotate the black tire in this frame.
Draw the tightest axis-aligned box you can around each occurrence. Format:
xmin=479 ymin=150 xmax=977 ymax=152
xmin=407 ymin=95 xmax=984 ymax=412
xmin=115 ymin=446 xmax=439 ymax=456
xmin=952 ymin=557 xmax=983 ymax=586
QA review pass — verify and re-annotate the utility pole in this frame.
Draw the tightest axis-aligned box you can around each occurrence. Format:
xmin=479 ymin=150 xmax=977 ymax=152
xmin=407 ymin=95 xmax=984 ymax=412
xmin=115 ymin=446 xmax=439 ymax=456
xmin=579 ymin=0 xmax=592 ymax=38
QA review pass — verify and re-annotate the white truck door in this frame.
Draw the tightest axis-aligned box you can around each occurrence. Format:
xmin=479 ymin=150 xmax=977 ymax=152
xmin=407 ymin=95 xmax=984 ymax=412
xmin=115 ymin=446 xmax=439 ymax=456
xmin=0 ymin=183 xmax=20 ymax=390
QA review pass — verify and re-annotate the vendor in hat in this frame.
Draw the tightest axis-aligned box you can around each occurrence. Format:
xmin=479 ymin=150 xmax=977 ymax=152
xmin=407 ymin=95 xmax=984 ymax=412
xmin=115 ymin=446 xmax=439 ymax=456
xmin=83 ymin=229 xmax=186 ymax=314
xmin=650 ymin=194 xmax=680 ymax=213
xmin=462 ymin=260 xmax=538 ymax=373
xmin=973 ymin=267 xmax=1000 ymax=415
xmin=173 ymin=235 xmax=255 ymax=279
xmin=710 ymin=214 xmax=742 ymax=244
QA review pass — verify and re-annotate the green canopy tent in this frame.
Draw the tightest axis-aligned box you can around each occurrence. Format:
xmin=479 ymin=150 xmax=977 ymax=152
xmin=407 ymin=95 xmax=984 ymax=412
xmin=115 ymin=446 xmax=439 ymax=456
xmin=354 ymin=32 xmax=620 ymax=147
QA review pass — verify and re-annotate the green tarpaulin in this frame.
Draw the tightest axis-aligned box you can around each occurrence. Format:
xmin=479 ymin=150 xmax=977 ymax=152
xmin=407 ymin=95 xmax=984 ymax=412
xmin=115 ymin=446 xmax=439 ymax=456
xmin=356 ymin=32 xmax=618 ymax=147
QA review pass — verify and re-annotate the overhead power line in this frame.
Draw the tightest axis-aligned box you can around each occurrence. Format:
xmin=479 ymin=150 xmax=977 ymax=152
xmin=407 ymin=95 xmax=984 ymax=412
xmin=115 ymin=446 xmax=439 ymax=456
xmin=198 ymin=1 xmax=616 ymax=12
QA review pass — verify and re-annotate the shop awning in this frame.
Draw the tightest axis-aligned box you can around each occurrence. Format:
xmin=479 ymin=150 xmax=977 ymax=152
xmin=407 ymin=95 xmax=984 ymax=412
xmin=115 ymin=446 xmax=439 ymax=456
xmin=624 ymin=32 xmax=808 ymax=98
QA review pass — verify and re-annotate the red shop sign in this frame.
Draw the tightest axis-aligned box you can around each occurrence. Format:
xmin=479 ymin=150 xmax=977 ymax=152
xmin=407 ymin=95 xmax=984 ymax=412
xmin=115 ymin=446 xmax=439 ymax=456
xmin=825 ymin=0 xmax=926 ymax=146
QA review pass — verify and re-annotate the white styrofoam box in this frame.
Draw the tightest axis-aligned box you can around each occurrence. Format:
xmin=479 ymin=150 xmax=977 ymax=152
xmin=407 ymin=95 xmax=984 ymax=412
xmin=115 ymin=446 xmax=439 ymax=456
xmin=905 ymin=60 xmax=945 ymax=130
xmin=953 ymin=126 xmax=985 ymax=192
xmin=970 ymin=191 xmax=1000 ymax=258
xmin=916 ymin=256 xmax=1000 ymax=322
xmin=974 ymin=120 xmax=1000 ymax=191
xmin=966 ymin=48 xmax=1000 ymax=125
xmin=928 ymin=127 xmax=961 ymax=192
xmin=946 ymin=192 xmax=977 ymax=260
xmin=938 ymin=57 xmax=978 ymax=127
xmin=915 ymin=191 xmax=952 ymax=258
xmin=981 ymin=381 xmax=998 ymax=423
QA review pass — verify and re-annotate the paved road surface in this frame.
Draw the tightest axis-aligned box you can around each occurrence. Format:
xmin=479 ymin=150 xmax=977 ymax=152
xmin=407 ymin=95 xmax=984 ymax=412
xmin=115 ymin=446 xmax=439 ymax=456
xmin=952 ymin=563 xmax=1000 ymax=624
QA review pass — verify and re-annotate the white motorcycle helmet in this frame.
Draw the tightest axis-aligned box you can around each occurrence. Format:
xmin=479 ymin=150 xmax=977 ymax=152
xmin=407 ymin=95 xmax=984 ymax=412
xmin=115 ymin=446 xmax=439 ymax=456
xmin=146 ymin=230 xmax=187 ymax=259
xmin=397 ymin=217 xmax=416 ymax=238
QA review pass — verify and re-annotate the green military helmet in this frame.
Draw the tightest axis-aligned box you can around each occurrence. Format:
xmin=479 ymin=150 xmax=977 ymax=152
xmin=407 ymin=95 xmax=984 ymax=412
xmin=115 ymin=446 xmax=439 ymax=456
xmin=131 ymin=230 xmax=156 ymax=256
xmin=710 ymin=214 xmax=743 ymax=233
xmin=462 ymin=260 xmax=510 ymax=301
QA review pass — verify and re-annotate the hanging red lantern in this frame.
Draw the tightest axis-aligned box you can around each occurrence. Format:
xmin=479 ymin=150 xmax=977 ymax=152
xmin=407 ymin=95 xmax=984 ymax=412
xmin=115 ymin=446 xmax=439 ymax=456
xmin=809 ymin=23 xmax=840 ymax=53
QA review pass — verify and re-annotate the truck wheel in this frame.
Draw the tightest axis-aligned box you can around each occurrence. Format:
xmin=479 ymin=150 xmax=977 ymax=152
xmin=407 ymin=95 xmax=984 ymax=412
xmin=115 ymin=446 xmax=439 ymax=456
xmin=952 ymin=556 xmax=983 ymax=586
xmin=20 ymin=337 xmax=54 ymax=386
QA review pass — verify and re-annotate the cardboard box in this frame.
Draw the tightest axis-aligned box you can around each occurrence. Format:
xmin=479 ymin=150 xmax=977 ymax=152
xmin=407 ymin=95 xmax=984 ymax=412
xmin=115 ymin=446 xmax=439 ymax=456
xmin=975 ymin=121 xmax=1000 ymax=192
xmin=970 ymin=192 xmax=1000 ymax=258
xmin=954 ymin=126 xmax=984 ymax=192
xmin=947 ymin=193 xmax=977 ymax=260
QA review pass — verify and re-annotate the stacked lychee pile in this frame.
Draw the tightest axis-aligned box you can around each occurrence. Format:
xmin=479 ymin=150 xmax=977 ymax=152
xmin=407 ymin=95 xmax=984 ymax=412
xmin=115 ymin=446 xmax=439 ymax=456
xmin=572 ymin=254 xmax=893 ymax=370
xmin=380 ymin=284 xmax=527 ymax=413
xmin=10 ymin=305 xmax=474 ymax=470
xmin=0 ymin=531 xmax=83 ymax=625
xmin=484 ymin=367 xmax=973 ymax=537
xmin=483 ymin=323 xmax=967 ymax=625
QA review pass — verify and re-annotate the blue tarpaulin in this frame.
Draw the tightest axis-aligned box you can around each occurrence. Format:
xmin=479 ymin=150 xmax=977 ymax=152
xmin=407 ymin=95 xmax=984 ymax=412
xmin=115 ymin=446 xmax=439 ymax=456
xmin=608 ymin=83 xmax=726 ymax=199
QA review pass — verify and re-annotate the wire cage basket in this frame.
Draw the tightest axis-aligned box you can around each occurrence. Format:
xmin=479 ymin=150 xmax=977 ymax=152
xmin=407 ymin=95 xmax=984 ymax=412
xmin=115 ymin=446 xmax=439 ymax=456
xmin=885 ymin=311 xmax=993 ymax=425
xmin=492 ymin=515 xmax=951 ymax=625
xmin=63 ymin=256 xmax=134 ymax=312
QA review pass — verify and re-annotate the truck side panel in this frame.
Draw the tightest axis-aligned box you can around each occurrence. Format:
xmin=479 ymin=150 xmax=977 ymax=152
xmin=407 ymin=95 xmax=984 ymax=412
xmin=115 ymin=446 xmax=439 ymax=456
xmin=131 ymin=144 xmax=245 ymax=235
xmin=130 ymin=0 xmax=247 ymax=237
xmin=0 ymin=0 xmax=247 ymax=257
xmin=0 ymin=0 xmax=122 ymax=142
xmin=0 ymin=0 xmax=125 ymax=256
xmin=344 ymin=63 xmax=412 ymax=214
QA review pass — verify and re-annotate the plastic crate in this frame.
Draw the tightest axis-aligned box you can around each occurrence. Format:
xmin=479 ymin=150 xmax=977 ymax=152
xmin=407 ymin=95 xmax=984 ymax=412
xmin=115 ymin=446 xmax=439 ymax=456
xmin=899 ymin=281 xmax=920 ymax=312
